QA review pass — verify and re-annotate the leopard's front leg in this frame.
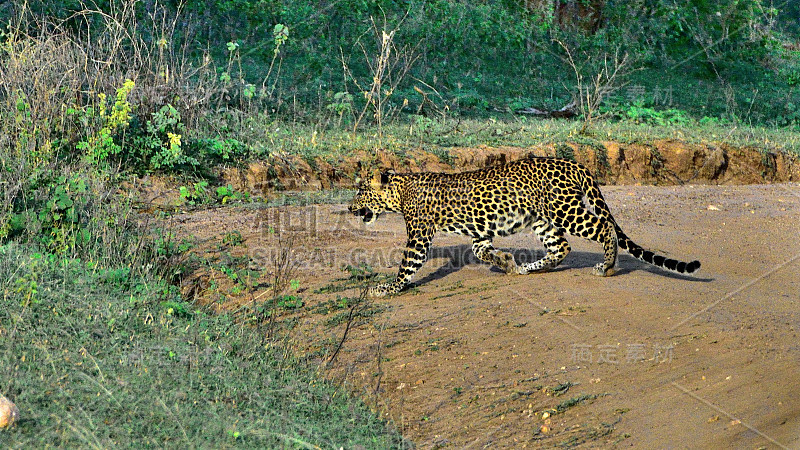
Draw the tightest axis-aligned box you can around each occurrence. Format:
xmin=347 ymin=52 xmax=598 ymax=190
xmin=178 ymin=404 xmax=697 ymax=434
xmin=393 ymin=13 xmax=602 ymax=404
xmin=369 ymin=223 xmax=432 ymax=297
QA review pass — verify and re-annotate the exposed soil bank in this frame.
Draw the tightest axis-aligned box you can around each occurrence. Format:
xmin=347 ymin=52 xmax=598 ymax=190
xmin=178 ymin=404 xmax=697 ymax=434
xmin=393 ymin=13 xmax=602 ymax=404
xmin=221 ymin=141 xmax=799 ymax=195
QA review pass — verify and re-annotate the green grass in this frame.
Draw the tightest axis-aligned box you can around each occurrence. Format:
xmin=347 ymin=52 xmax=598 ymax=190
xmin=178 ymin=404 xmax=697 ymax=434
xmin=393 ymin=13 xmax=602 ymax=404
xmin=0 ymin=243 xmax=407 ymax=448
xmin=555 ymin=394 xmax=605 ymax=413
xmin=203 ymin=113 xmax=800 ymax=166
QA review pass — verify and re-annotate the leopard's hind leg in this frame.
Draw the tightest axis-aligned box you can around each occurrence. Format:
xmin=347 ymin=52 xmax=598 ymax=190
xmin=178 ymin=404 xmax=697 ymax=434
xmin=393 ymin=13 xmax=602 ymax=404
xmin=550 ymin=191 xmax=618 ymax=276
xmin=517 ymin=219 xmax=571 ymax=274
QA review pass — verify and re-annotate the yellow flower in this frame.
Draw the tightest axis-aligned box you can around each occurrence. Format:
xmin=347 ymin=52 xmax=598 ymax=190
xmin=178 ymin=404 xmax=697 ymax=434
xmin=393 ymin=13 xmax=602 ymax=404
xmin=167 ymin=132 xmax=182 ymax=148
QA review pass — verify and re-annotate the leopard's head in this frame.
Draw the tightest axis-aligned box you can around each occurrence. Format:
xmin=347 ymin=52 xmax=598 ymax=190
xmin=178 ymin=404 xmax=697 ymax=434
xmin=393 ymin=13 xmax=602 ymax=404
xmin=349 ymin=170 xmax=402 ymax=225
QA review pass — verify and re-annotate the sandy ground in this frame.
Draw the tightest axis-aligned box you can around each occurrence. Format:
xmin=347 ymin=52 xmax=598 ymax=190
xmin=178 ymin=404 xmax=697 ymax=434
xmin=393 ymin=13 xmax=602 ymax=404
xmin=172 ymin=183 xmax=800 ymax=449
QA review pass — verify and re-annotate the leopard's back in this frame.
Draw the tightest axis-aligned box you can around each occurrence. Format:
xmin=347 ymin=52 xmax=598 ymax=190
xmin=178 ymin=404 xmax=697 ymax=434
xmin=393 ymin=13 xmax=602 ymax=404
xmin=401 ymin=157 xmax=589 ymax=238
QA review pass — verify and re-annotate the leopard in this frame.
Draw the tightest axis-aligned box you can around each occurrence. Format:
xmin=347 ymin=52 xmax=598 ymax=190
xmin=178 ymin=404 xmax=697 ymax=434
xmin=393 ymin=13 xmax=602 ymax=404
xmin=349 ymin=155 xmax=701 ymax=297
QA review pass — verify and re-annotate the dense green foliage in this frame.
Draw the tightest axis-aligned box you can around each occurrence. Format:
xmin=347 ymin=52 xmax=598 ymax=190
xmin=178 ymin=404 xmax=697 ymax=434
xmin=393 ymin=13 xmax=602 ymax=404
xmin=7 ymin=0 xmax=799 ymax=124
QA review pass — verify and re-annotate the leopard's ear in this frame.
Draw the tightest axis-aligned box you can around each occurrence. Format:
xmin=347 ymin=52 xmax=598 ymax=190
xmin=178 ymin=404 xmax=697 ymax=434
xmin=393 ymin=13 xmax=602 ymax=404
xmin=369 ymin=172 xmax=383 ymax=190
xmin=355 ymin=176 xmax=363 ymax=189
xmin=380 ymin=169 xmax=396 ymax=185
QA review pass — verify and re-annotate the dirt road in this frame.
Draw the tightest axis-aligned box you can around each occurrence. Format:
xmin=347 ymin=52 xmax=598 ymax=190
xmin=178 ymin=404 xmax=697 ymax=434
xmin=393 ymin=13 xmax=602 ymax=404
xmin=175 ymin=183 xmax=800 ymax=448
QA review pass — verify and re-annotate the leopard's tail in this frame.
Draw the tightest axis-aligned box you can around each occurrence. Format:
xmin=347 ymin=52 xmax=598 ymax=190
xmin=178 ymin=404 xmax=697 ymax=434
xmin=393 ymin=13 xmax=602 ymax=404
xmin=613 ymin=224 xmax=701 ymax=274
xmin=580 ymin=170 xmax=701 ymax=275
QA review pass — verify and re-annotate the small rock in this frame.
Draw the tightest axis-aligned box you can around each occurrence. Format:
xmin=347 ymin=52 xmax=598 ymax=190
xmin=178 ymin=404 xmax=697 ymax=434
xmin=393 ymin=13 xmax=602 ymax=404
xmin=0 ymin=395 xmax=20 ymax=428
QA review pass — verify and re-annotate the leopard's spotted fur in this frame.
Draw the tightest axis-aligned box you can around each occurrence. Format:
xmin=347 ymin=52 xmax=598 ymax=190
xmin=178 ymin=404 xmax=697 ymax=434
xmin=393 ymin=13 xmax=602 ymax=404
xmin=349 ymin=156 xmax=700 ymax=297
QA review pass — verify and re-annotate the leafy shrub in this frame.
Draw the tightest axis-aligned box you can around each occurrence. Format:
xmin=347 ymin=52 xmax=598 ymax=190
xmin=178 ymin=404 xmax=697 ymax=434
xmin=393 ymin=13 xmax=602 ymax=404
xmin=276 ymin=294 xmax=304 ymax=309
xmin=178 ymin=182 xmax=249 ymax=206
xmin=783 ymin=67 xmax=800 ymax=87
xmin=326 ymin=91 xmax=354 ymax=124
xmin=775 ymin=101 xmax=800 ymax=128
xmin=2 ymin=172 xmax=96 ymax=252
xmin=188 ymin=137 xmax=250 ymax=163
xmin=556 ymin=144 xmax=576 ymax=161
xmin=457 ymin=91 xmax=490 ymax=111
xmin=622 ymin=103 xmax=692 ymax=126
xmin=179 ymin=181 xmax=211 ymax=205
xmin=36 ymin=175 xmax=91 ymax=248
xmin=215 ymin=185 xmax=249 ymax=204
xmin=128 ymin=104 xmax=196 ymax=172
xmin=74 ymin=79 xmax=135 ymax=165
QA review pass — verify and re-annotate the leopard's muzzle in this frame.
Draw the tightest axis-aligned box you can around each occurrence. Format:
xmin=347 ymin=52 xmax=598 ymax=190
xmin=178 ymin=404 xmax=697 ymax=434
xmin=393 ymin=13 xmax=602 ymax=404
xmin=350 ymin=206 xmax=376 ymax=224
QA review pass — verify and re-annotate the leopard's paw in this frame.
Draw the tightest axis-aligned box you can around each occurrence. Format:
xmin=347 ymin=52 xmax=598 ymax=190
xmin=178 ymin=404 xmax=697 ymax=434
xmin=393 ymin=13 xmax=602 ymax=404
xmin=367 ymin=285 xmax=389 ymax=297
xmin=367 ymin=282 xmax=400 ymax=297
xmin=497 ymin=251 xmax=518 ymax=275
xmin=592 ymin=263 xmax=615 ymax=277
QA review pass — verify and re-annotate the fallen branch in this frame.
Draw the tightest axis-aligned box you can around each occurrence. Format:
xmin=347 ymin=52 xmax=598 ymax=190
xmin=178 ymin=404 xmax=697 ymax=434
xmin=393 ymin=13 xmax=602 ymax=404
xmin=326 ymin=288 xmax=370 ymax=368
xmin=515 ymin=101 xmax=577 ymax=119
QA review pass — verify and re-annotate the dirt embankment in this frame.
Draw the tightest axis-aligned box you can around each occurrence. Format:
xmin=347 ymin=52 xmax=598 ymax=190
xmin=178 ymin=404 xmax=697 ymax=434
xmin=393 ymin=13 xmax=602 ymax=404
xmin=220 ymin=140 xmax=799 ymax=195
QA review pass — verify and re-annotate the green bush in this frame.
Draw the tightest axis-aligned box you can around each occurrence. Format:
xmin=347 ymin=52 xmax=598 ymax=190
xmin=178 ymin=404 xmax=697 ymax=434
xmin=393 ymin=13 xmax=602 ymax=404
xmin=0 ymin=168 xmax=134 ymax=260
xmin=188 ymin=137 xmax=250 ymax=164
xmin=74 ymin=80 xmax=135 ymax=165
xmin=128 ymin=105 xmax=197 ymax=172
xmin=622 ymin=103 xmax=693 ymax=126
